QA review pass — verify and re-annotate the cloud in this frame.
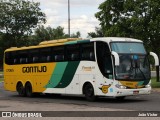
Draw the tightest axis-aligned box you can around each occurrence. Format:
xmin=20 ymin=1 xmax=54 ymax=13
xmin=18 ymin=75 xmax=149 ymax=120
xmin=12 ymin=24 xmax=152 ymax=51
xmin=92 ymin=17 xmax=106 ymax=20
xmin=33 ymin=0 xmax=103 ymax=7
xmin=61 ymin=15 xmax=99 ymax=37
xmin=31 ymin=0 xmax=105 ymax=38
xmin=42 ymin=8 xmax=61 ymax=27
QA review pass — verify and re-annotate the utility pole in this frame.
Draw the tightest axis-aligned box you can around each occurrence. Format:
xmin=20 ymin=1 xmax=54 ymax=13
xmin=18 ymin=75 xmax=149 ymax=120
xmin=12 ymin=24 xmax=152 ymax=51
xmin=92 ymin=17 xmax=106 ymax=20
xmin=68 ymin=0 xmax=70 ymax=37
xmin=156 ymin=54 xmax=160 ymax=82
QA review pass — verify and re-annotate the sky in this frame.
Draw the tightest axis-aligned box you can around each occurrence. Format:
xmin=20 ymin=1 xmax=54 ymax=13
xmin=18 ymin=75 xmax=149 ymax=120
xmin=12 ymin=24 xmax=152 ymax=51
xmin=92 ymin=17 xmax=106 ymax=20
xmin=31 ymin=0 xmax=105 ymax=38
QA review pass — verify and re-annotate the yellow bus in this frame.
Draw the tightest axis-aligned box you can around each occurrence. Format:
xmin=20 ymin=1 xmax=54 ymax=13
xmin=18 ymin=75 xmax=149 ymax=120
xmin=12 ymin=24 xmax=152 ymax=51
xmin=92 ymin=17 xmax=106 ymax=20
xmin=4 ymin=37 xmax=159 ymax=101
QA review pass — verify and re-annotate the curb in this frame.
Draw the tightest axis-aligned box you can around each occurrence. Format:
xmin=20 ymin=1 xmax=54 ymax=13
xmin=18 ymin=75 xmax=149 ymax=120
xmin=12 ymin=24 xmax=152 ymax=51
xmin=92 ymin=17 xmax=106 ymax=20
xmin=152 ymin=88 xmax=160 ymax=93
xmin=0 ymin=74 xmax=3 ymax=78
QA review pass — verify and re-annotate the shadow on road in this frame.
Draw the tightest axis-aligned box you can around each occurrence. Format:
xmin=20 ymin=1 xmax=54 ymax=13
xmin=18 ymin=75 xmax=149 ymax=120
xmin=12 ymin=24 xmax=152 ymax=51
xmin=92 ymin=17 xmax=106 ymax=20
xmin=0 ymin=82 xmax=149 ymax=104
xmin=6 ymin=93 xmax=148 ymax=104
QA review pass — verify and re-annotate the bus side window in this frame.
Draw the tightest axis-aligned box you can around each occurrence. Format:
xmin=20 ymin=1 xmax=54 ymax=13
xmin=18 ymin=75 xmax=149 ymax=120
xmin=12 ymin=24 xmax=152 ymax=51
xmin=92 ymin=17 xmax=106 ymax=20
xmin=5 ymin=51 xmax=21 ymax=65
xmin=41 ymin=56 xmax=47 ymax=62
xmin=66 ymin=44 xmax=80 ymax=61
xmin=71 ymin=53 xmax=79 ymax=61
xmin=29 ymin=49 xmax=39 ymax=63
xmin=53 ymin=46 xmax=65 ymax=62
xmin=19 ymin=50 xmax=29 ymax=64
xmin=33 ymin=56 xmax=39 ymax=63
xmin=14 ymin=59 xmax=18 ymax=64
xmin=47 ymin=56 xmax=51 ymax=62
xmin=39 ymin=48 xmax=51 ymax=63
xmin=5 ymin=52 xmax=10 ymax=65
xmin=81 ymin=42 xmax=95 ymax=61
xmin=12 ymin=51 xmax=20 ymax=64
xmin=55 ymin=55 xmax=64 ymax=61
xmin=20 ymin=58 xmax=27 ymax=64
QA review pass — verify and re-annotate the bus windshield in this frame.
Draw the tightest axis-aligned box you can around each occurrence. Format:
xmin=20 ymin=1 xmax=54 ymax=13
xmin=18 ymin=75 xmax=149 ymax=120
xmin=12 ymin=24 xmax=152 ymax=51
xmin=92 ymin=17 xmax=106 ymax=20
xmin=111 ymin=42 xmax=150 ymax=80
xmin=111 ymin=42 xmax=146 ymax=54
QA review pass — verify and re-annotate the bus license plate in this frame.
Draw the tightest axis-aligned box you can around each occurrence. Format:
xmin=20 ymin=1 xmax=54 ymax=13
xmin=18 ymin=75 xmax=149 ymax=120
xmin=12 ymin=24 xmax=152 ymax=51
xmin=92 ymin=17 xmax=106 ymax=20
xmin=133 ymin=91 xmax=139 ymax=94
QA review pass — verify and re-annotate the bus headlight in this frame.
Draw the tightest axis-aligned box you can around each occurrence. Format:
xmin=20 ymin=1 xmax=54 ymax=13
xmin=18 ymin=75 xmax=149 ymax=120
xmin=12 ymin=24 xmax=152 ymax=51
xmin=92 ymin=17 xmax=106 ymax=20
xmin=115 ymin=84 xmax=127 ymax=89
xmin=145 ymin=84 xmax=151 ymax=88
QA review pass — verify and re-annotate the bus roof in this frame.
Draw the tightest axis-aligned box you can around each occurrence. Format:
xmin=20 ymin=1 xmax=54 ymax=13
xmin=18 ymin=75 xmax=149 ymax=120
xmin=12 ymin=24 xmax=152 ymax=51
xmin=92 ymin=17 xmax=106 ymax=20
xmin=5 ymin=37 xmax=143 ymax=52
xmin=91 ymin=37 xmax=142 ymax=43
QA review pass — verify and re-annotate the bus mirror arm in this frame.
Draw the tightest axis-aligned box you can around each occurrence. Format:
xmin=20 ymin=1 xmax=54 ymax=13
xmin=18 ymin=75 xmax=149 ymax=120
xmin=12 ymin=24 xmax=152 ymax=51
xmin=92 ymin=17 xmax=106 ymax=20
xmin=150 ymin=52 xmax=159 ymax=66
xmin=111 ymin=51 xmax=119 ymax=66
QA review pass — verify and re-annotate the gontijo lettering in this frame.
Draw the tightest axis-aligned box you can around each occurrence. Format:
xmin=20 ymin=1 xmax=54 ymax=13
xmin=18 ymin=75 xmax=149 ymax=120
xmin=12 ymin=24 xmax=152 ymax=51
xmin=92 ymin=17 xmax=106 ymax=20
xmin=22 ymin=66 xmax=47 ymax=73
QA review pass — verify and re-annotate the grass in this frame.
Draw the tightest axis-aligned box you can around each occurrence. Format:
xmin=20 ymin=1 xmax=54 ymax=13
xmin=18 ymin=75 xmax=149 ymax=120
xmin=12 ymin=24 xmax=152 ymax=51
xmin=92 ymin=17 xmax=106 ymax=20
xmin=0 ymin=78 xmax=4 ymax=82
xmin=0 ymin=71 xmax=3 ymax=82
xmin=151 ymin=77 xmax=160 ymax=88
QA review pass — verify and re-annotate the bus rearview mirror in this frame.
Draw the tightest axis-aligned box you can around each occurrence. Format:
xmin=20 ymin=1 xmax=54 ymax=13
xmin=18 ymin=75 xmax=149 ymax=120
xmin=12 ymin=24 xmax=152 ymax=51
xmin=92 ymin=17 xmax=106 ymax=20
xmin=111 ymin=51 xmax=119 ymax=66
xmin=150 ymin=52 xmax=159 ymax=66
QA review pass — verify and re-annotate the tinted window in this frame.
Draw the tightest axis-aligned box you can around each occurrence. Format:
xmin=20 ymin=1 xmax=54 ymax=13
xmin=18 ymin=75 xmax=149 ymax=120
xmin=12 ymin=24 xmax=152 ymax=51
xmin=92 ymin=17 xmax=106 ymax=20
xmin=5 ymin=52 xmax=13 ymax=65
xmin=81 ymin=43 xmax=95 ymax=61
xmin=96 ymin=41 xmax=113 ymax=78
xmin=5 ymin=42 xmax=96 ymax=65
xmin=53 ymin=46 xmax=65 ymax=62
xmin=67 ymin=44 xmax=80 ymax=61
xmin=40 ymin=48 xmax=52 ymax=62
xmin=19 ymin=50 xmax=28 ymax=64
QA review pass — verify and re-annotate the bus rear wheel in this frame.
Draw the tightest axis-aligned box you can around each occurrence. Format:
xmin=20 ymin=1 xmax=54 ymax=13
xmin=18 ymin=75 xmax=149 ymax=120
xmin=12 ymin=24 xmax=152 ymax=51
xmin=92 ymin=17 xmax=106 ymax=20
xmin=25 ymin=82 xmax=33 ymax=97
xmin=84 ymin=83 xmax=96 ymax=101
xmin=16 ymin=82 xmax=25 ymax=96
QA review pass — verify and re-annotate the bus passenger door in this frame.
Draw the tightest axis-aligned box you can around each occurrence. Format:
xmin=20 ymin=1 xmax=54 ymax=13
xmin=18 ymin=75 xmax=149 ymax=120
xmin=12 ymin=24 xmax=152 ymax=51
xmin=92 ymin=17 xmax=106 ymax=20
xmin=96 ymin=41 xmax=114 ymax=95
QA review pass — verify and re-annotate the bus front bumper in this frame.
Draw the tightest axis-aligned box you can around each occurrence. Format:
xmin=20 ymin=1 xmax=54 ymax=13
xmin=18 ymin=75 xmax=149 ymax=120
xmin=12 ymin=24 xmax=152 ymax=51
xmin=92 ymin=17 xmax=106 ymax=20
xmin=114 ymin=87 xmax=151 ymax=97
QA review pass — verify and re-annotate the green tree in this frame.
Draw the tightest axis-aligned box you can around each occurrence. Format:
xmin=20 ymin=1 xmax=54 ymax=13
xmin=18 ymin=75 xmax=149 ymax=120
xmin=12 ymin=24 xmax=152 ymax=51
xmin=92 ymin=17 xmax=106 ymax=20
xmin=88 ymin=27 xmax=104 ymax=38
xmin=0 ymin=0 xmax=46 ymax=67
xmin=70 ymin=31 xmax=81 ymax=38
xmin=33 ymin=25 xmax=81 ymax=45
xmin=33 ymin=25 xmax=66 ymax=44
xmin=0 ymin=33 xmax=3 ymax=67
xmin=95 ymin=0 xmax=160 ymax=54
xmin=0 ymin=0 xmax=46 ymax=48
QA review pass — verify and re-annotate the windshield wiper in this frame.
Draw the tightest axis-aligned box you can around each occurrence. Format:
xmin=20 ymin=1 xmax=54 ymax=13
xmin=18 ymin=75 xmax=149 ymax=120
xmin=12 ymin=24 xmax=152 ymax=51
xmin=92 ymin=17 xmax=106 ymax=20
xmin=138 ymin=68 xmax=147 ymax=80
xmin=130 ymin=58 xmax=147 ymax=80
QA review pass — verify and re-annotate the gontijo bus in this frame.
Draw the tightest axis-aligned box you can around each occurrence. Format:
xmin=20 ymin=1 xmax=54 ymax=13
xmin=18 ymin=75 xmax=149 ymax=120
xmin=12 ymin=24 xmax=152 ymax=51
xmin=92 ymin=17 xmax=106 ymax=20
xmin=4 ymin=37 xmax=159 ymax=101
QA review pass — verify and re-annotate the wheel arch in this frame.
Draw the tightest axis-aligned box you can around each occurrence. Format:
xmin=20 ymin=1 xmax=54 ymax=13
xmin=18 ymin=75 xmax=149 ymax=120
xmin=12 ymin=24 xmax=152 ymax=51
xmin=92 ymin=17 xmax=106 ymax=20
xmin=16 ymin=81 xmax=23 ymax=91
xmin=25 ymin=81 xmax=31 ymax=86
xmin=82 ymin=81 xmax=95 ymax=95
xmin=16 ymin=81 xmax=26 ymax=90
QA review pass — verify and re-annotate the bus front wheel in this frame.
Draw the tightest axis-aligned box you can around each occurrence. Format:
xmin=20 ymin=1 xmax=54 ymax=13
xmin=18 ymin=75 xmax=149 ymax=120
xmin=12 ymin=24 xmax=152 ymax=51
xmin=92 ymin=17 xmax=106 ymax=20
xmin=25 ymin=82 xmax=33 ymax=97
xmin=83 ymin=83 xmax=96 ymax=101
xmin=16 ymin=82 xmax=25 ymax=96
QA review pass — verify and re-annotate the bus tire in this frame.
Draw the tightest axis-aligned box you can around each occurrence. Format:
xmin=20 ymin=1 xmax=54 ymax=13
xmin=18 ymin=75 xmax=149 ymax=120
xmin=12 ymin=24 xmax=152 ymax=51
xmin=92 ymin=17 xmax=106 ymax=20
xmin=83 ymin=83 xmax=96 ymax=101
xmin=16 ymin=82 xmax=25 ymax=97
xmin=25 ymin=82 xmax=33 ymax=97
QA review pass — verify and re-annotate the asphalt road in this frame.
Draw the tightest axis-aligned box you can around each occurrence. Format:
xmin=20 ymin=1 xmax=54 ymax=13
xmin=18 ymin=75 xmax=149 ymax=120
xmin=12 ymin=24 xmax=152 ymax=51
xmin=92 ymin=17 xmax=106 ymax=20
xmin=1 ymin=82 xmax=160 ymax=120
xmin=0 ymin=82 xmax=160 ymax=112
